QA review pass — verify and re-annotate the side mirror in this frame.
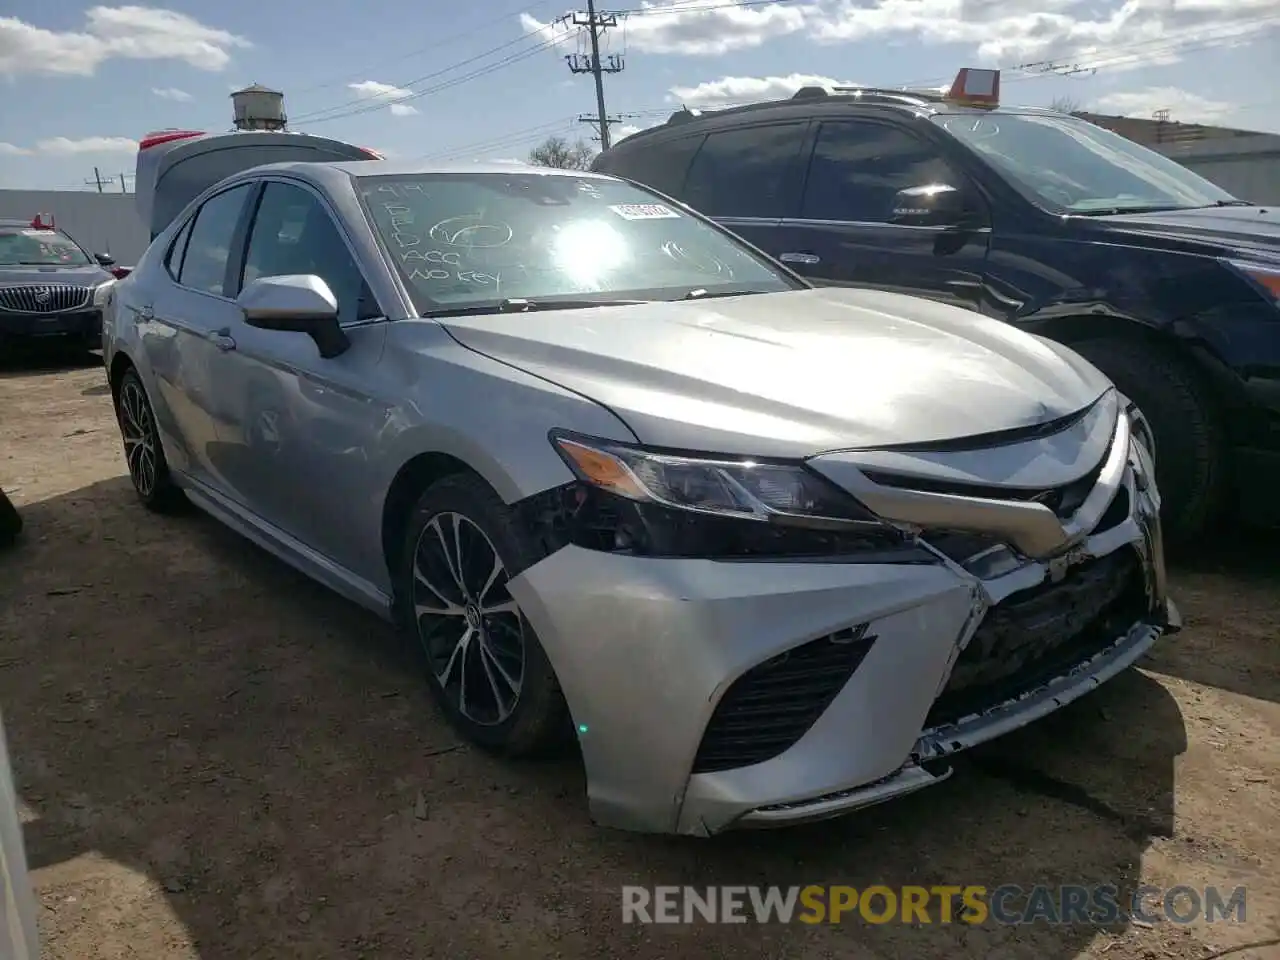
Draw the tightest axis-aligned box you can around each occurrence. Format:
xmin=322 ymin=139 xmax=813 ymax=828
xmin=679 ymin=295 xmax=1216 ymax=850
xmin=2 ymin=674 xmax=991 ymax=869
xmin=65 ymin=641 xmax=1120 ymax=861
xmin=237 ymin=274 xmax=350 ymax=359
xmin=95 ymin=252 xmax=116 ymax=267
xmin=890 ymin=183 xmax=970 ymax=228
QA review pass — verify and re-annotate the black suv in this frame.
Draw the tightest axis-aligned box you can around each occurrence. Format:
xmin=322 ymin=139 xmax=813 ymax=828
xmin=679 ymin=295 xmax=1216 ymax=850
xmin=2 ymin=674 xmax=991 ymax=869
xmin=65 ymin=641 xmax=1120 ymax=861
xmin=0 ymin=218 xmax=119 ymax=349
xmin=592 ymin=84 xmax=1280 ymax=543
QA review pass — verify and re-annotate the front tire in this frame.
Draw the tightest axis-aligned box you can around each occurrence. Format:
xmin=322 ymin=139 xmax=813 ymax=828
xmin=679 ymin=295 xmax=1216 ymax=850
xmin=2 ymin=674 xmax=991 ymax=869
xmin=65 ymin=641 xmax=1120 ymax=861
xmin=115 ymin=368 xmax=184 ymax=512
xmin=1069 ymin=336 xmax=1226 ymax=543
xmin=396 ymin=475 xmax=569 ymax=756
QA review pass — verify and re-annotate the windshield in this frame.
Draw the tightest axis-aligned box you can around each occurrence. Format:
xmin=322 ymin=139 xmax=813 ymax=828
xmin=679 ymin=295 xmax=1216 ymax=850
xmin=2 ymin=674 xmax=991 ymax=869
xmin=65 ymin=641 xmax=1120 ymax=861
xmin=934 ymin=112 xmax=1240 ymax=214
xmin=357 ymin=172 xmax=799 ymax=312
xmin=0 ymin=228 xmax=93 ymax=266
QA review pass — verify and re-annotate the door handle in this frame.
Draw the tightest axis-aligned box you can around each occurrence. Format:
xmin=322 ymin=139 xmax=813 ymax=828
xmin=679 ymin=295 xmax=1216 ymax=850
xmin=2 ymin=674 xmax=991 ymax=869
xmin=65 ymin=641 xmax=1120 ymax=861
xmin=209 ymin=329 xmax=237 ymax=352
xmin=779 ymin=252 xmax=820 ymax=265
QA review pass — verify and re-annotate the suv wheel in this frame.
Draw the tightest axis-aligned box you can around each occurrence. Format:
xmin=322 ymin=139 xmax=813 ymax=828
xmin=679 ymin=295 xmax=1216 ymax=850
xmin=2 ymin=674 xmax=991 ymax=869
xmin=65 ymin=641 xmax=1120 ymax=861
xmin=1070 ymin=336 xmax=1225 ymax=543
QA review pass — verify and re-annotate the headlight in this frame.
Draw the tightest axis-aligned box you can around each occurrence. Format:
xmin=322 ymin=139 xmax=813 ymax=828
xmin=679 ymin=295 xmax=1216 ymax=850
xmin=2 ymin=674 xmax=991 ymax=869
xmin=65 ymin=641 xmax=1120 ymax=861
xmin=1223 ymin=258 xmax=1280 ymax=303
xmin=539 ymin=432 xmax=927 ymax=561
xmin=92 ymin=280 xmax=115 ymax=308
xmin=552 ymin=432 xmax=878 ymax=526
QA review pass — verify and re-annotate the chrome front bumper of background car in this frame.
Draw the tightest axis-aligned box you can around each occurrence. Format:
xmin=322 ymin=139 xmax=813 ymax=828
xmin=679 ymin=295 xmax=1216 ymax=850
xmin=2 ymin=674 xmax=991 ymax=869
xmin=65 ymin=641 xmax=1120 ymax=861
xmin=509 ymin=393 xmax=1174 ymax=836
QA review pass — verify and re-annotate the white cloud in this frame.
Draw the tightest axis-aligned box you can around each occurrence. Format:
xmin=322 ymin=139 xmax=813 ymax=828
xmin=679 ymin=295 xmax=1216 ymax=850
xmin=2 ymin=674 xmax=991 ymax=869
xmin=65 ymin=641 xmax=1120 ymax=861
xmin=151 ymin=86 xmax=192 ymax=101
xmin=0 ymin=6 xmax=250 ymax=77
xmin=347 ymin=79 xmax=419 ymax=116
xmin=522 ymin=1 xmax=809 ymax=55
xmin=1092 ymin=87 xmax=1236 ymax=125
xmin=669 ymin=73 xmax=862 ymax=109
xmin=35 ymin=136 xmax=139 ymax=155
xmin=521 ymin=0 xmax=1280 ymax=71
xmin=0 ymin=142 xmax=31 ymax=155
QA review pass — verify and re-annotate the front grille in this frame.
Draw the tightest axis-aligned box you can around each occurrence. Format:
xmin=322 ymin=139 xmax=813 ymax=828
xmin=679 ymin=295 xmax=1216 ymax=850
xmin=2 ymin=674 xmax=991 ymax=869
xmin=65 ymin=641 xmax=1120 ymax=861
xmin=0 ymin=284 xmax=92 ymax=314
xmin=925 ymin=548 xmax=1145 ymax=728
xmin=863 ymin=451 xmax=1108 ymax=521
xmin=691 ymin=624 xmax=876 ymax=774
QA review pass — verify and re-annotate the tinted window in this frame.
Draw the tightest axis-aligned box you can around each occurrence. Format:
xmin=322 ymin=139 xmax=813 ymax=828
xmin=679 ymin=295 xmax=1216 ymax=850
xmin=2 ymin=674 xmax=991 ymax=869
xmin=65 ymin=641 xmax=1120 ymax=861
xmin=605 ymin=135 xmax=704 ymax=197
xmin=240 ymin=182 xmax=380 ymax=324
xmin=801 ymin=122 xmax=959 ymax=222
xmin=358 ymin=172 xmax=797 ymax=314
xmin=683 ymin=123 xmax=805 ymax=218
xmin=165 ymin=217 xmax=193 ymax=280
xmin=178 ymin=183 xmax=253 ymax=295
xmin=934 ymin=112 xmax=1237 ymax=213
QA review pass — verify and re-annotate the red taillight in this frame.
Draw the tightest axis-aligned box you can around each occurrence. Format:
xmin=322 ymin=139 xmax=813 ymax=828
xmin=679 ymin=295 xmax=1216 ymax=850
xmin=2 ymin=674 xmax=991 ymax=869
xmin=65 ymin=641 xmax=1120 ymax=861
xmin=139 ymin=130 xmax=205 ymax=150
xmin=111 ymin=266 xmax=132 ymax=280
xmin=358 ymin=146 xmax=384 ymax=159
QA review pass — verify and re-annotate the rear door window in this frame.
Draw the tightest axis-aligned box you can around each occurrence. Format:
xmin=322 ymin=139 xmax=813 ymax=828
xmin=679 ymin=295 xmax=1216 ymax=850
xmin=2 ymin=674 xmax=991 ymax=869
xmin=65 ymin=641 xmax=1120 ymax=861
xmin=682 ymin=123 xmax=807 ymax=219
xmin=177 ymin=183 xmax=254 ymax=296
xmin=608 ymin=135 xmax=705 ymax=198
xmin=164 ymin=217 xmax=193 ymax=281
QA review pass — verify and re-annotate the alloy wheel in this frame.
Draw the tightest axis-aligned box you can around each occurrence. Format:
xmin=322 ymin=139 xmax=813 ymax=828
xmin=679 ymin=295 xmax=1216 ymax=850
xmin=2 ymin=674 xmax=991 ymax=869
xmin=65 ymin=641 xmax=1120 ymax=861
xmin=411 ymin=511 xmax=526 ymax=726
xmin=118 ymin=379 xmax=158 ymax=498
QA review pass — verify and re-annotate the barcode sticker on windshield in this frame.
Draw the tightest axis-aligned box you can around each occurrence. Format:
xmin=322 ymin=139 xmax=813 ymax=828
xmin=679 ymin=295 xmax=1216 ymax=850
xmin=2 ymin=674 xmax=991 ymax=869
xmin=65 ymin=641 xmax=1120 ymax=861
xmin=608 ymin=203 xmax=680 ymax=220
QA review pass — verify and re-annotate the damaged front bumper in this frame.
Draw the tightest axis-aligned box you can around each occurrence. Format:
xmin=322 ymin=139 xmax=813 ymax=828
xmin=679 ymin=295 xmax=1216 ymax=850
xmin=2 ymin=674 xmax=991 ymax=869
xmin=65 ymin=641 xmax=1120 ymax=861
xmin=507 ymin=394 xmax=1175 ymax=836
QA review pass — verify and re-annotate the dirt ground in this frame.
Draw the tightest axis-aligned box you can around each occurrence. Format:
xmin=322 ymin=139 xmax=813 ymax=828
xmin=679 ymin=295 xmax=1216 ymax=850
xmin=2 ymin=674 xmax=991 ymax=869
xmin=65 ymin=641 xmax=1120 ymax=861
xmin=1 ymin=349 xmax=1278 ymax=960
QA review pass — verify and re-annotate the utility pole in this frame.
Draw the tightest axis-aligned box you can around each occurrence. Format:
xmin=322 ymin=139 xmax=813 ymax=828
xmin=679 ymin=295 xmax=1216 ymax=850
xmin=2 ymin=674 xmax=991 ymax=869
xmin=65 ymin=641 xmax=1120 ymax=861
xmin=562 ymin=0 xmax=624 ymax=149
xmin=86 ymin=167 xmax=104 ymax=193
xmin=119 ymin=173 xmax=128 ymax=193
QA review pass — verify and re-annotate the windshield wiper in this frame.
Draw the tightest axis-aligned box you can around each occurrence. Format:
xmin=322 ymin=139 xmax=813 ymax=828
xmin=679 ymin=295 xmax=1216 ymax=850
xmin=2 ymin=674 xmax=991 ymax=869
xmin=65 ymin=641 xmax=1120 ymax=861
xmin=682 ymin=288 xmax=768 ymax=300
xmin=422 ymin=296 xmax=647 ymax=318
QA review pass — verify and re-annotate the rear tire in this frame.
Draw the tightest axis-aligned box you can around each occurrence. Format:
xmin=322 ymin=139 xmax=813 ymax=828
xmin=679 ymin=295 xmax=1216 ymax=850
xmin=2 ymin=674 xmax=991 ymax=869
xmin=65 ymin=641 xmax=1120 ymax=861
xmin=114 ymin=368 xmax=185 ymax=512
xmin=395 ymin=474 xmax=569 ymax=757
xmin=1068 ymin=336 xmax=1226 ymax=543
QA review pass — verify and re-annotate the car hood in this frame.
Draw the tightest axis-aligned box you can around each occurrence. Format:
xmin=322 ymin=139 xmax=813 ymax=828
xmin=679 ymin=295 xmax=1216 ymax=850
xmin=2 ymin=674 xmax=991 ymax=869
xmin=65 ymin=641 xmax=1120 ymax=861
xmin=439 ymin=287 xmax=1111 ymax=458
xmin=0 ymin=263 xmax=112 ymax=285
xmin=1096 ymin=204 xmax=1280 ymax=261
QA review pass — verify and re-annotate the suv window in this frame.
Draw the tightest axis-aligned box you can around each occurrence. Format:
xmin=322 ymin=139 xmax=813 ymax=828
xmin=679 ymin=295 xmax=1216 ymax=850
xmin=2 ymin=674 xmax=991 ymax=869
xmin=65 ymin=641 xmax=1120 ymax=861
xmin=801 ymin=121 xmax=962 ymax=223
xmin=683 ymin=123 xmax=805 ymax=218
xmin=241 ymin=181 xmax=380 ymax=325
xmin=606 ymin=135 xmax=705 ymax=198
xmin=178 ymin=183 xmax=253 ymax=295
xmin=165 ymin=217 xmax=193 ymax=280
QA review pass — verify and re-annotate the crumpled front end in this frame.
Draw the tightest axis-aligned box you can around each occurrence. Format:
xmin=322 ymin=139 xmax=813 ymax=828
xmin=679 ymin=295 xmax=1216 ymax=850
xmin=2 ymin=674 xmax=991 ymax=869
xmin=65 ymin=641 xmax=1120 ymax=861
xmin=508 ymin=388 xmax=1176 ymax=836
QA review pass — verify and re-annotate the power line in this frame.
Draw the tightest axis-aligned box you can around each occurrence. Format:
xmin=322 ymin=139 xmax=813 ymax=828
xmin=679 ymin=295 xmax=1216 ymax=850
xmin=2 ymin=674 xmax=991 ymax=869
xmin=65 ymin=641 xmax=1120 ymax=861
xmin=291 ymin=0 xmax=551 ymax=95
xmin=288 ymin=0 xmax=783 ymax=128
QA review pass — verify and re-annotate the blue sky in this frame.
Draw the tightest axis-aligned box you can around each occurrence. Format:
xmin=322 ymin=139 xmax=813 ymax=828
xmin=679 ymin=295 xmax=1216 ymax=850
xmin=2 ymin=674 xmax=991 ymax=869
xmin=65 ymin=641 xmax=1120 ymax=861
xmin=1 ymin=0 xmax=1278 ymax=190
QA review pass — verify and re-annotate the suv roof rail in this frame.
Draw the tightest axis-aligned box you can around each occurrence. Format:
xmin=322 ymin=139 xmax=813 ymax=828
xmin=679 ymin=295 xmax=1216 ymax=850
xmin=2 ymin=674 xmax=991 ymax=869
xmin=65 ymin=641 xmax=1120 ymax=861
xmin=622 ymin=84 xmax=946 ymax=147
xmin=793 ymin=85 xmax=945 ymax=107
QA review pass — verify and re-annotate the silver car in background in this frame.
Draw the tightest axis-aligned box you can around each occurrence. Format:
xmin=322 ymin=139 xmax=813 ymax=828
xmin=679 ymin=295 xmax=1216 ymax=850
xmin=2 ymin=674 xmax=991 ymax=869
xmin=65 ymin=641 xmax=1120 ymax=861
xmin=101 ymin=159 xmax=1178 ymax=836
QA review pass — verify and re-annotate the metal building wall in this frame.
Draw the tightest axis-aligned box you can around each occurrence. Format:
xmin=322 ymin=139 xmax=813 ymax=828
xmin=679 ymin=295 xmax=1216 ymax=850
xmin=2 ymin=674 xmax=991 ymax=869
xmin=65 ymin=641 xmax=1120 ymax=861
xmin=0 ymin=190 xmax=149 ymax=264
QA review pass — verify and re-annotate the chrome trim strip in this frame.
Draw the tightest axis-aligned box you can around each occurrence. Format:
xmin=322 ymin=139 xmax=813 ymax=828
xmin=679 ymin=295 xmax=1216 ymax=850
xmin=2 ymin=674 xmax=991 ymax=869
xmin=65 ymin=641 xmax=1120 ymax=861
xmin=808 ymin=399 xmax=1129 ymax=559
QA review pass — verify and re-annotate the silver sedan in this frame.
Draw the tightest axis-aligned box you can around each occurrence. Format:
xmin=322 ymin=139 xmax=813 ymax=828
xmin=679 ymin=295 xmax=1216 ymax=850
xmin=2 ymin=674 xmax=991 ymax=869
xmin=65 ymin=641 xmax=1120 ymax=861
xmin=102 ymin=160 xmax=1178 ymax=836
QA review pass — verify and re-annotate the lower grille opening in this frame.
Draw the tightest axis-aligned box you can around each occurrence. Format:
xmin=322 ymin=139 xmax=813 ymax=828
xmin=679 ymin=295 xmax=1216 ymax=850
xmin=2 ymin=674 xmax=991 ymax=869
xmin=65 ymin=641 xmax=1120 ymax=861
xmin=692 ymin=625 xmax=876 ymax=774
xmin=925 ymin=549 xmax=1146 ymax=729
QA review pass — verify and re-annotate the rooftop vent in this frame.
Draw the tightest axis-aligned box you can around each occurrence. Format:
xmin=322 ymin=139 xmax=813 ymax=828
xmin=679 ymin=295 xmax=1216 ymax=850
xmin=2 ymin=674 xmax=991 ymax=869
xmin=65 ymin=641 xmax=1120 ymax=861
xmin=231 ymin=83 xmax=286 ymax=131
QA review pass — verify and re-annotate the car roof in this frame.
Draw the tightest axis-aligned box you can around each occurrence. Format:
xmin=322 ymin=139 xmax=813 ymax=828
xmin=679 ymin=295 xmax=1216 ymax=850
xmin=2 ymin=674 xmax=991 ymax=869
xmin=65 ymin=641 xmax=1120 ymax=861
xmin=609 ymin=87 xmax=1068 ymax=149
xmin=234 ymin=159 xmax=617 ymax=183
